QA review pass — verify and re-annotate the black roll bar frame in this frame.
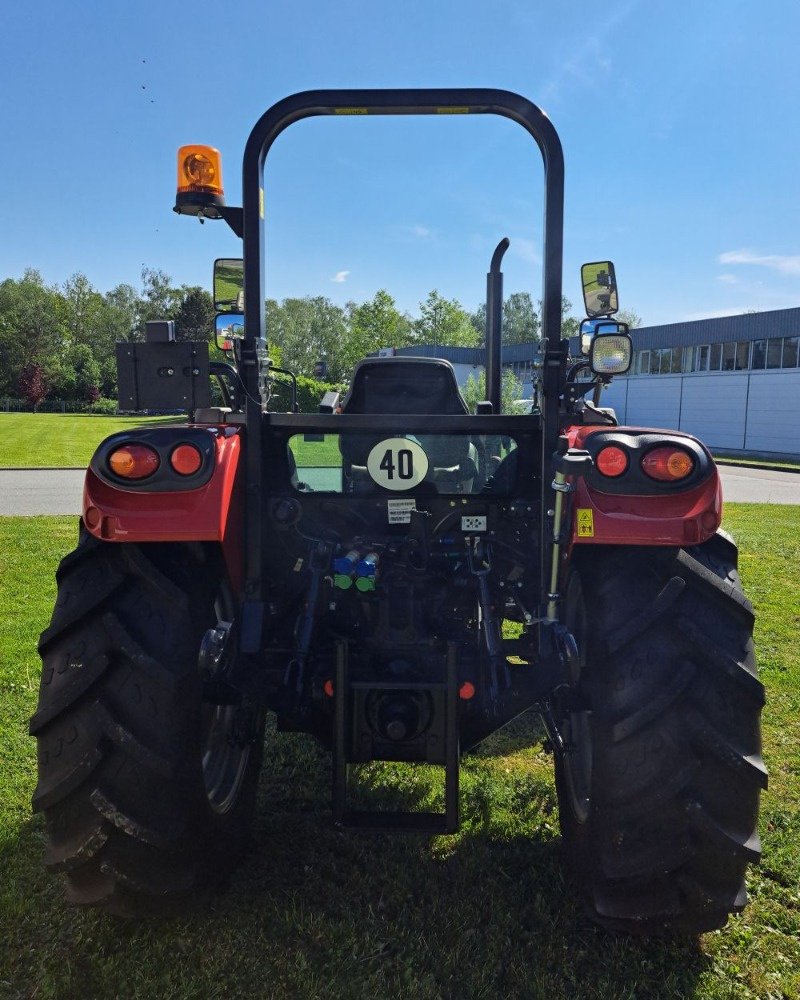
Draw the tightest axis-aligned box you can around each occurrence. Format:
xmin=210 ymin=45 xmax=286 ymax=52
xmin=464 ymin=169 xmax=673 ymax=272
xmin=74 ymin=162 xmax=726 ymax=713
xmin=236 ymin=89 xmax=566 ymax=637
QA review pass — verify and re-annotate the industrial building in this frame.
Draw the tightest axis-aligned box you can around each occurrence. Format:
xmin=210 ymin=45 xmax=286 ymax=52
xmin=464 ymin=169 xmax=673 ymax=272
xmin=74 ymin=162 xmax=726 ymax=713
xmin=396 ymin=306 xmax=800 ymax=459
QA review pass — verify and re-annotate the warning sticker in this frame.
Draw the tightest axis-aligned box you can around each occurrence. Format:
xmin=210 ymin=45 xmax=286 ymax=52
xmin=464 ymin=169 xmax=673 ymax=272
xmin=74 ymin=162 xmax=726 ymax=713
xmin=387 ymin=499 xmax=417 ymax=524
xmin=576 ymin=508 xmax=594 ymax=537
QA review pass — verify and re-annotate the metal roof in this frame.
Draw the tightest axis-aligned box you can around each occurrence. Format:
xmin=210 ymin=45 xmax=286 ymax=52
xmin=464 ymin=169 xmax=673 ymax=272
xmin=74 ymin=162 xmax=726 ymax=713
xmin=626 ymin=306 xmax=800 ymax=349
xmin=389 ymin=306 xmax=800 ymax=364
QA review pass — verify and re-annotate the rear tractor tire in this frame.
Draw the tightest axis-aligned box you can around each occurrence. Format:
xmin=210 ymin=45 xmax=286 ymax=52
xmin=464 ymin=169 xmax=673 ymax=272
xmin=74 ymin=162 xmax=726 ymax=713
xmin=555 ymin=530 xmax=766 ymax=935
xmin=30 ymin=532 xmax=264 ymax=916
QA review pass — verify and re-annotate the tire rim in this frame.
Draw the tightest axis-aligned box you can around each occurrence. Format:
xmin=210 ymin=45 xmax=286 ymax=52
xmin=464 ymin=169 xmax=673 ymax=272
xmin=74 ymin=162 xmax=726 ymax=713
xmin=200 ymin=584 xmax=253 ymax=815
xmin=563 ymin=575 xmax=592 ymax=825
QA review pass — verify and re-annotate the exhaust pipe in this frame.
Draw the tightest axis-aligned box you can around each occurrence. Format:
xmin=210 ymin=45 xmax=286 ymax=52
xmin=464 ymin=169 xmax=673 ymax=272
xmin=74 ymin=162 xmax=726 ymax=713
xmin=485 ymin=237 xmax=509 ymax=413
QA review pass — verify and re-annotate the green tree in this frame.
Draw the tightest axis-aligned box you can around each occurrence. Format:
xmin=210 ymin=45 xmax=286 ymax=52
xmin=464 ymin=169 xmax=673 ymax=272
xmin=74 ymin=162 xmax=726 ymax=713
xmin=471 ymin=292 xmax=540 ymax=346
xmin=267 ymin=296 xmax=349 ymax=379
xmin=69 ymin=344 xmax=102 ymax=402
xmin=461 ymin=368 xmax=527 ymax=414
xmin=617 ymin=309 xmax=642 ymax=328
xmin=104 ymin=283 xmax=141 ymax=343
xmin=0 ymin=270 xmax=66 ymax=396
xmin=415 ymin=290 xmax=478 ymax=348
xmin=174 ymin=286 xmax=215 ymax=342
xmin=62 ymin=273 xmax=105 ymax=350
xmin=138 ymin=267 xmax=181 ymax=337
xmin=339 ymin=290 xmax=412 ymax=379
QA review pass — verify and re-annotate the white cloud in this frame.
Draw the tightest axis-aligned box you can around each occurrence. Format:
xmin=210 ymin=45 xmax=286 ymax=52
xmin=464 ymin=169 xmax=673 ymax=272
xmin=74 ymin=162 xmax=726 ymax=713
xmin=716 ymin=273 xmax=739 ymax=284
xmin=719 ymin=250 xmax=800 ymax=276
xmin=510 ymin=237 xmax=541 ymax=265
xmin=680 ymin=307 xmax=756 ymax=322
xmin=401 ymin=224 xmax=433 ymax=239
xmin=330 ymin=270 xmax=350 ymax=283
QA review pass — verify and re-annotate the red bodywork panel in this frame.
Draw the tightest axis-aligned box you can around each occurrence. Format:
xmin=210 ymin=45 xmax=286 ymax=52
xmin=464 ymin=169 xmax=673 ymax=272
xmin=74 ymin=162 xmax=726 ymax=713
xmin=564 ymin=425 xmax=722 ymax=547
xmin=83 ymin=426 xmax=244 ymax=589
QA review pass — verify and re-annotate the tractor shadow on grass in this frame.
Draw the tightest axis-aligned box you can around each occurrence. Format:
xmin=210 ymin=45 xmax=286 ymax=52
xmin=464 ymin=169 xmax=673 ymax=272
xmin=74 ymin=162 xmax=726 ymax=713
xmin=220 ymin=717 xmax=711 ymax=999
xmin=5 ymin=714 xmax=710 ymax=1000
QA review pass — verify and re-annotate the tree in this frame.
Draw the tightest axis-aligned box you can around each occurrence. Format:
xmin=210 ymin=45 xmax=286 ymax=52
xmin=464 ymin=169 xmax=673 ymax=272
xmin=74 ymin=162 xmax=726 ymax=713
xmin=617 ymin=309 xmax=642 ymax=329
xmin=0 ymin=270 xmax=66 ymax=396
xmin=138 ymin=267 xmax=181 ymax=337
xmin=17 ymin=363 xmax=48 ymax=409
xmin=339 ymin=290 xmax=412 ymax=379
xmin=471 ymin=292 xmax=540 ymax=346
xmin=267 ymin=296 xmax=349 ymax=379
xmin=415 ymin=290 xmax=478 ymax=348
xmin=69 ymin=344 xmax=102 ymax=402
xmin=62 ymin=273 xmax=105 ymax=350
xmin=461 ymin=368 xmax=526 ymax=414
xmin=174 ymin=286 xmax=215 ymax=342
xmin=104 ymin=283 xmax=141 ymax=343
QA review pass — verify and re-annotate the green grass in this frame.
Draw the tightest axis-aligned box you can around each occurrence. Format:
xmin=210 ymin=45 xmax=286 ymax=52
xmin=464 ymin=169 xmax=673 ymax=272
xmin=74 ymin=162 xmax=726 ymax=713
xmin=1 ymin=507 xmax=798 ymax=999
xmin=0 ymin=413 xmax=184 ymax=468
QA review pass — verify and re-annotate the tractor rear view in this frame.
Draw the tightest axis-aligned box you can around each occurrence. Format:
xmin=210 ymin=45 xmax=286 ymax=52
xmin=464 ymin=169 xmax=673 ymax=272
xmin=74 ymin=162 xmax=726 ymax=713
xmin=30 ymin=90 xmax=765 ymax=933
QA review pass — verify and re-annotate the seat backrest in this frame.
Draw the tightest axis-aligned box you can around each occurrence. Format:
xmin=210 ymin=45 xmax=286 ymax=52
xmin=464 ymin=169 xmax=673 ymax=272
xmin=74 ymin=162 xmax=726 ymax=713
xmin=339 ymin=357 xmax=469 ymax=416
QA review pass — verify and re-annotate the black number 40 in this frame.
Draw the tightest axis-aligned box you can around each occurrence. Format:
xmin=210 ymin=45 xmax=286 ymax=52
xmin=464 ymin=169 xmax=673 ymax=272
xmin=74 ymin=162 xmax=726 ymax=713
xmin=379 ymin=447 xmax=414 ymax=480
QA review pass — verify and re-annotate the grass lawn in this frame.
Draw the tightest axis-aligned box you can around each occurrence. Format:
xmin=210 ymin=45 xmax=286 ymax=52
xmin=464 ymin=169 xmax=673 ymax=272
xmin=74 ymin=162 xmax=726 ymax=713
xmin=1 ymin=506 xmax=798 ymax=999
xmin=0 ymin=413 xmax=181 ymax=468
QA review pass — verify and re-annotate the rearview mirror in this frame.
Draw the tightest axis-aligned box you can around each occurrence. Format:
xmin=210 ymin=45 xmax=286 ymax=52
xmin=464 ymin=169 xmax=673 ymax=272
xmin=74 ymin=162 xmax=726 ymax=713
xmin=581 ymin=261 xmax=618 ymax=318
xmin=215 ymin=313 xmax=244 ymax=352
xmin=213 ymin=258 xmax=244 ymax=313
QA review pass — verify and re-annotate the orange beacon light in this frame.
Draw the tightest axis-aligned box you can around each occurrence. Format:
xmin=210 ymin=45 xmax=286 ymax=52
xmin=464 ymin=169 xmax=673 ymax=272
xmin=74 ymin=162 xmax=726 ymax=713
xmin=174 ymin=144 xmax=225 ymax=218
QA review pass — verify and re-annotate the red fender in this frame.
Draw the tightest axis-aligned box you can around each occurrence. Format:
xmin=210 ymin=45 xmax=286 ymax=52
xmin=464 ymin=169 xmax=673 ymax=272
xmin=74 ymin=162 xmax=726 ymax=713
xmin=563 ymin=425 xmax=722 ymax=547
xmin=82 ymin=427 xmax=244 ymax=590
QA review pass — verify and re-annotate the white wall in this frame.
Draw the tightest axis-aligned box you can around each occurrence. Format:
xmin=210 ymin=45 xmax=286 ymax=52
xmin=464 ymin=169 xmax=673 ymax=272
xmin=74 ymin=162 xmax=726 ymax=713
xmin=611 ymin=370 xmax=800 ymax=456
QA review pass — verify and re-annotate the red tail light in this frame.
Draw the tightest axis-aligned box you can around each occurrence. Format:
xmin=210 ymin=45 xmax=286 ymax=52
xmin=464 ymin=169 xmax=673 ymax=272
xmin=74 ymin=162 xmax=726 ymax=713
xmin=595 ymin=445 xmax=629 ymax=477
xmin=641 ymin=447 xmax=695 ymax=481
xmin=108 ymin=444 xmax=160 ymax=480
xmin=170 ymin=444 xmax=203 ymax=476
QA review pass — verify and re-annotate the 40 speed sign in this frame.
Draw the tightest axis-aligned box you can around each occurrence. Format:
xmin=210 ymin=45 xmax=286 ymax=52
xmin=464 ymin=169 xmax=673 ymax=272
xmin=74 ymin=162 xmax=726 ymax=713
xmin=366 ymin=438 xmax=429 ymax=491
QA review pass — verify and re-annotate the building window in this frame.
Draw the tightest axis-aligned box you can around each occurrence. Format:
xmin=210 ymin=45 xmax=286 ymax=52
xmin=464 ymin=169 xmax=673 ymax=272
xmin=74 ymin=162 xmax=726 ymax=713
xmin=766 ymin=339 xmax=783 ymax=369
xmin=637 ymin=350 xmax=650 ymax=374
xmin=782 ymin=336 xmax=799 ymax=369
xmin=709 ymin=343 xmax=723 ymax=371
xmin=722 ymin=342 xmax=736 ymax=371
xmin=735 ymin=342 xmax=750 ymax=370
xmin=649 ymin=350 xmax=660 ymax=374
xmin=670 ymin=347 xmax=682 ymax=373
xmin=694 ymin=345 xmax=710 ymax=372
xmin=751 ymin=340 xmax=766 ymax=369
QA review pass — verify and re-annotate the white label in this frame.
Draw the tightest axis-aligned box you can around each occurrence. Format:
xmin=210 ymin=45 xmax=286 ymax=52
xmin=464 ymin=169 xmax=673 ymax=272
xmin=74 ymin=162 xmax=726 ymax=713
xmin=367 ymin=438 xmax=429 ymax=491
xmin=387 ymin=499 xmax=417 ymax=524
xmin=461 ymin=515 xmax=487 ymax=532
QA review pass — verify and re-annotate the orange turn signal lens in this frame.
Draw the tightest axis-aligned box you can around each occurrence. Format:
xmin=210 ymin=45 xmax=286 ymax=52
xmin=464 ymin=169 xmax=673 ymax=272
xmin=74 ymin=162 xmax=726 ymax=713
xmin=641 ymin=447 xmax=695 ymax=482
xmin=595 ymin=445 xmax=629 ymax=477
xmin=108 ymin=444 xmax=160 ymax=480
xmin=176 ymin=144 xmax=224 ymax=196
xmin=170 ymin=444 xmax=203 ymax=476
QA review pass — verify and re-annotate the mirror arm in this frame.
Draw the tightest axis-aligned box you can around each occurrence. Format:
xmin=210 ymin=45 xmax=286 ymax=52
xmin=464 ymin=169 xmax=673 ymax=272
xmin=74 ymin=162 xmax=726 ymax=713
xmin=218 ymin=206 xmax=244 ymax=239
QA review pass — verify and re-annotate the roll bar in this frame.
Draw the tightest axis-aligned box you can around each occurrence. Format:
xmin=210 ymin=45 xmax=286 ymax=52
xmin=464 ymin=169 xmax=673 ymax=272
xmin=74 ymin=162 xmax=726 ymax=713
xmin=240 ymin=88 xmax=564 ymax=367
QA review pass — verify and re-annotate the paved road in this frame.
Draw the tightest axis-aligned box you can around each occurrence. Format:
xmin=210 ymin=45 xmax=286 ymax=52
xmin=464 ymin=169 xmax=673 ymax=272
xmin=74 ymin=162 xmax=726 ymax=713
xmin=1 ymin=465 xmax=799 ymax=515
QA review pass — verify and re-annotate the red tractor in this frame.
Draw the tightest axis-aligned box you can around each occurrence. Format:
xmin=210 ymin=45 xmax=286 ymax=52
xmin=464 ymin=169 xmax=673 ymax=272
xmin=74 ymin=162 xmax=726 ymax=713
xmin=31 ymin=90 xmax=764 ymax=933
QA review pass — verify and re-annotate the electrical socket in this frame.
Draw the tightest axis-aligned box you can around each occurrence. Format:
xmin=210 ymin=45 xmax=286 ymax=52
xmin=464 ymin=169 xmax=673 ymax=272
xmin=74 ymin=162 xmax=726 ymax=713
xmin=461 ymin=515 xmax=487 ymax=532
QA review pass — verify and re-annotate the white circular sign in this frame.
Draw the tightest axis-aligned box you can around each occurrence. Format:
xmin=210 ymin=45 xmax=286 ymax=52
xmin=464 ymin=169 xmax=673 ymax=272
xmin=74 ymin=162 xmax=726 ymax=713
xmin=366 ymin=438 xmax=429 ymax=491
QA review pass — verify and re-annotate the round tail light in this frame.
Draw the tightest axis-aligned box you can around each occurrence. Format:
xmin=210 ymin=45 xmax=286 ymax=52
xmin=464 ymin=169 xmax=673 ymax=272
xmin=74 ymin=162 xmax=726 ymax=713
xmin=108 ymin=444 xmax=160 ymax=480
xmin=595 ymin=445 xmax=629 ymax=477
xmin=170 ymin=444 xmax=203 ymax=476
xmin=641 ymin=447 xmax=695 ymax=482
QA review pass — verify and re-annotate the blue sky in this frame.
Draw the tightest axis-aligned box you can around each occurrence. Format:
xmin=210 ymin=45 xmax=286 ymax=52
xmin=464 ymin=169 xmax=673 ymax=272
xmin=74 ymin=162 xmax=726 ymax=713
xmin=2 ymin=0 xmax=799 ymax=327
